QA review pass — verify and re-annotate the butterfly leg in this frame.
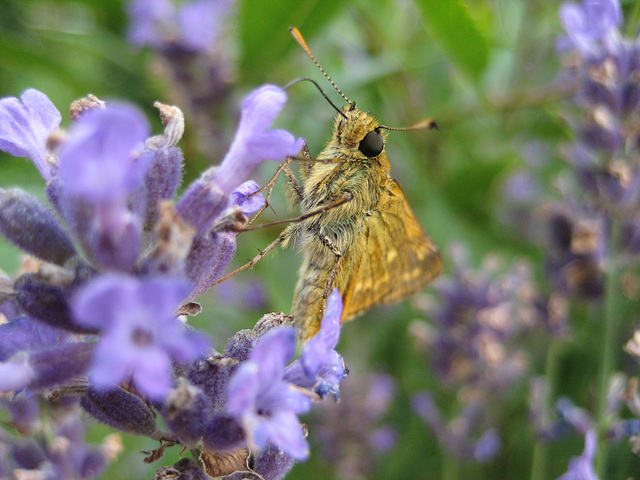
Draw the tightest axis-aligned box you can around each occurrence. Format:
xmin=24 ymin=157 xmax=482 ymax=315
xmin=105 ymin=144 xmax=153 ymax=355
xmin=246 ymin=155 xmax=295 ymax=227
xmin=211 ymin=232 xmax=286 ymax=285
xmin=283 ymin=143 xmax=310 ymax=207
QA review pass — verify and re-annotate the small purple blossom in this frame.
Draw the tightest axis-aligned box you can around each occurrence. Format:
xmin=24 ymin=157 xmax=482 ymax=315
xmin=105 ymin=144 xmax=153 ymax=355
xmin=57 ymin=104 xmax=151 ymax=201
xmin=212 ymin=85 xmax=304 ymax=194
xmin=53 ymin=104 xmax=154 ymax=271
xmin=73 ymin=274 xmax=210 ymax=400
xmin=559 ymin=0 xmax=622 ymax=57
xmin=226 ymin=327 xmax=311 ymax=460
xmin=557 ymin=429 xmax=599 ymax=480
xmin=229 ymin=180 xmax=266 ymax=216
xmin=0 ymin=89 xmax=61 ymax=181
xmin=285 ymin=289 xmax=347 ymax=398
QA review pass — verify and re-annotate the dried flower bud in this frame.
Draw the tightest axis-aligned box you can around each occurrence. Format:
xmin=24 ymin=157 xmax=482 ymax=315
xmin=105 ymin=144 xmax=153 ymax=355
xmin=153 ymin=102 xmax=184 ymax=147
xmin=69 ymin=94 xmax=106 ymax=120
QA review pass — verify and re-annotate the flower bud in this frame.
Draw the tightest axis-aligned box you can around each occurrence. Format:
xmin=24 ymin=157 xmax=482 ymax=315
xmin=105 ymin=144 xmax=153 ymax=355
xmin=80 ymin=387 xmax=158 ymax=436
xmin=0 ymin=188 xmax=76 ymax=265
xmin=14 ymin=273 xmax=97 ymax=334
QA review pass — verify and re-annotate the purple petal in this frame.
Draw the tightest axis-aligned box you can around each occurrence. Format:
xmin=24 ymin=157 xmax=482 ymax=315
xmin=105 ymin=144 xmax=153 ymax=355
xmin=0 ymin=89 xmax=61 ymax=180
xmin=0 ymin=359 xmax=34 ymax=392
xmin=90 ymin=340 xmax=133 ymax=388
xmin=133 ymin=347 xmax=173 ymax=399
xmin=559 ymin=0 xmax=622 ymax=56
xmin=137 ymin=276 xmax=190 ymax=320
xmin=241 ymin=85 xmax=288 ymax=132
xmin=249 ymin=327 xmax=296 ymax=385
xmin=230 ymin=180 xmax=265 ymax=216
xmin=213 ymin=85 xmax=303 ymax=193
xmin=301 ymin=289 xmax=342 ymax=376
xmin=264 ymin=411 xmax=309 ymax=460
xmin=557 ymin=429 xmax=598 ymax=480
xmin=246 ymin=129 xmax=303 ymax=160
xmin=57 ymin=104 xmax=151 ymax=201
xmin=0 ymin=358 xmax=34 ymax=392
xmin=73 ymin=275 xmax=134 ymax=329
xmin=227 ymin=362 xmax=260 ymax=416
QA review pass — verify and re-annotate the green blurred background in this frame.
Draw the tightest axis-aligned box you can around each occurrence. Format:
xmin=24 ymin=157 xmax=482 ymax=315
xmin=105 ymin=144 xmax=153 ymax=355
xmin=2 ymin=0 xmax=640 ymax=478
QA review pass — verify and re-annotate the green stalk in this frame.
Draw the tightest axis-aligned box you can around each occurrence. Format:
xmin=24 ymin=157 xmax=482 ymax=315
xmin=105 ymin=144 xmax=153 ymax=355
xmin=530 ymin=340 xmax=563 ymax=480
xmin=595 ymin=219 xmax=622 ymax=478
xmin=442 ymin=452 xmax=461 ymax=480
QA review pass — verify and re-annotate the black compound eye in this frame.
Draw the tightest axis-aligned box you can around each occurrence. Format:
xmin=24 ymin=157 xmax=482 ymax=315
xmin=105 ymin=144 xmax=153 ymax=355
xmin=358 ymin=129 xmax=384 ymax=158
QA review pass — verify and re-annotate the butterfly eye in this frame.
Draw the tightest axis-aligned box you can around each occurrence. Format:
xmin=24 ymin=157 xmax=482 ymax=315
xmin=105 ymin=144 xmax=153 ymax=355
xmin=358 ymin=129 xmax=384 ymax=158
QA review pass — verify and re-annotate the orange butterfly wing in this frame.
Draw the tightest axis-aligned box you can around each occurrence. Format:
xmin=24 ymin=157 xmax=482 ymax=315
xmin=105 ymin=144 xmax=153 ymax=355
xmin=340 ymin=178 xmax=442 ymax=321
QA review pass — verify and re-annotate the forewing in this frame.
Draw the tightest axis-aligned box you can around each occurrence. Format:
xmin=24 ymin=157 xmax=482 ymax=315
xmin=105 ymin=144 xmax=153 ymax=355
xmin=341 ymin=179 xmax=442 ymax=321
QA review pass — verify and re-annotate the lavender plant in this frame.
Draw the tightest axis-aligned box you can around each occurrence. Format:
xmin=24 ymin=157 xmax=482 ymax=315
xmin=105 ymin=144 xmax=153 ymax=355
xmin=409 ymin=247 xmax=547 ymax=468
xmin=495 ymin=0 xmax=640 ymax=477
xmin=126 ymin=0 xmax=235 ymax=154
xmin=0 ymin=83 xmax=348 ymax=479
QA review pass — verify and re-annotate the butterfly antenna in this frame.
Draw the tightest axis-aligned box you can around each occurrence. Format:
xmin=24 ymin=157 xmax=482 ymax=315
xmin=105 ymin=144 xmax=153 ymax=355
xmin=284 ymin=77 xmax=347 ymax=119
xmin=290 ymin=27 xmax=351 ymax=105
xmin=379 ymin=118 xmax=439 ymax=132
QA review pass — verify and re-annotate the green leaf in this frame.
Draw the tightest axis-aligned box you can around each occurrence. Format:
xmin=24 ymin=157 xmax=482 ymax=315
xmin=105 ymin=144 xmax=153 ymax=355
xmin=238 ymin=0 xmax=347 ymax=84
xmin=416 ymin=0 xmax=489 ymax=84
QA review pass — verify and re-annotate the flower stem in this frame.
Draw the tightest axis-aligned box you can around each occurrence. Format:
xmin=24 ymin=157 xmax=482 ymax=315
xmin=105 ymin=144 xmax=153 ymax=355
xmin=595 ymin=219 xmax=622 ymax=477
xmin=442 ymin=453 xmax=461 ymax=480
xmin=530 ymin=340 xmax=562 ymax=480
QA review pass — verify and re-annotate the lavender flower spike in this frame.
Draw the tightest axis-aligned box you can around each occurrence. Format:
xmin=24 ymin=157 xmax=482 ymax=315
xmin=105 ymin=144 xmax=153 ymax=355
xmin=0 ymin=89 xmax=61 ymax=181
xmin=73 ymin=274 xmax=210 ymax=400
xmin=226 ymin=326 xmax=311 ymax=460
xmin=212 ymin=85 xmax=303 ymax=194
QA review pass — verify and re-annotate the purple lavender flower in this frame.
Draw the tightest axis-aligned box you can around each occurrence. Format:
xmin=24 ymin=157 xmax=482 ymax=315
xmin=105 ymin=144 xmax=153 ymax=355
xmin=1 ymin=402 xmax=118 ymax=480
xmin=0 ymin=89 xmax=61 ymax=181
xmin=57 ymin=104 xmax=151 ymax=200
xmin=284 ymin=289 xmax=347 ymax=399
xmin=411 ymin=391 xmax=501 ymax=461
xmin=72 ymin=274 xmax=210 ymax=400
xmin=178 ymin=0 xmax=232 ymax=52
xmin=185 ymin=181 xmax=265 ymax=297
xmin=310 ymin=371 xmax=397 ymax=477
xmin=559 ymin=0 xmax=622 ymax=57
xmin=126 ymin=0 xmax=175 ymax=48
xmin=211 ymin=85 xmax=303 ymax=194
xmin=226 ymin=326 xmax=311 ymax=460
xmin=55 ymin=104 xmax=153 ymax=271
xmin=127 ymin=0 xmax=232 ymax=53
xmin=557 ymin=429 xmax=599 ymax=480
xmin=176 ymin=85 xmax=299 ymax=232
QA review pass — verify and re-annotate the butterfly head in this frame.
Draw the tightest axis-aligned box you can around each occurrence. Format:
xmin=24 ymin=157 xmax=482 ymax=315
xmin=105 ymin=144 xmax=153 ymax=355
xmin=333 ymin=103 xmax=387 ymax=160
